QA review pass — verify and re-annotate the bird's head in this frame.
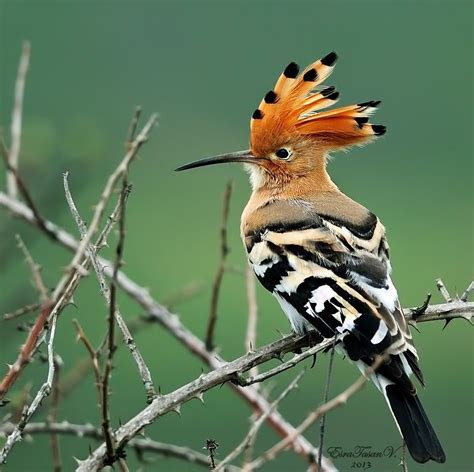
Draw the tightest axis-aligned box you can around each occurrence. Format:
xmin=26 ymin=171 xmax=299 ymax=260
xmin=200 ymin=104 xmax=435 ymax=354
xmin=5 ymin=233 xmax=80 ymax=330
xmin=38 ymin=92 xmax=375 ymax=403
xmin=176 ymin=53 xmax=385 ymax=191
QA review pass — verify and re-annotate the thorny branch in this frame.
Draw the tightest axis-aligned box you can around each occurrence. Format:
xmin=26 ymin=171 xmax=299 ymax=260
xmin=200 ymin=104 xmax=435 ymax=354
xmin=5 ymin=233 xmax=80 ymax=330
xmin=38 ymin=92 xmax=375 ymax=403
xmin=63 ymin=173 xmax=156 ymax=402
xmin=76 ymin=282 xmax=474 ymax=472
xmin=102 ymin=179 xmax=129 ymax=467
xmin=0 ymin=422 xmax=239 ymax=471
xmin=0 ymin=300 xmax=53 ymax=404
xmin=206 ymin=180 xmax=233 ymax=351
xmin=0 ymin=315 xmax=59 ymax=462
xmin=215 ymin=370 xmax=305 ymax=471
xmin=0 ymin=113 xmax=158 ymax=465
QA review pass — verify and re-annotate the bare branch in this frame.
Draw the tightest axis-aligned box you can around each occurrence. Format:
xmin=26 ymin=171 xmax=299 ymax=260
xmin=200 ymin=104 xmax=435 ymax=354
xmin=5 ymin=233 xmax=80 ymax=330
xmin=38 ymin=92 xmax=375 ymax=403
xmin=0 ymin=113 xmax=158 ymax=463
xmin=102 ymin=180 xmax=130 ymax=465
xmin=72 ymin=320 xmax=102 ymax=403
xmin=0 ymin=421 xmax=239 ymax=471
xmin=0 ymin=300 xmax=53 ymax=402
xmin=0 ymin=313 xmax=59 ymax=462
xmin=236 ymin=336 xmax=329 ymax=387
xmin=216 ymin=370 xmax=305 ymax=471
xmin=16 ymin=234 xmax=49 ymax=301
xmin=63 ymin=173 xmax=156 ymax=402
xmin=206 ymin=180 xmax=233 ymax=351
xmin=126 ymin=107 xmax=142 ymax=148
xmin=6 ymin=41 xmax=30 ymax=198
xmin=3 ymin=301 xmax=41 ymax=321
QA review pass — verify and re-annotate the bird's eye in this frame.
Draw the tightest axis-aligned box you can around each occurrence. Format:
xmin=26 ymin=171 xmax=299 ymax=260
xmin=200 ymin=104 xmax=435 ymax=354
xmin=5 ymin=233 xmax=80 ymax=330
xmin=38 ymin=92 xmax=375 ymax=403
xmin=275 ymin=148 xmax=291 ymax=160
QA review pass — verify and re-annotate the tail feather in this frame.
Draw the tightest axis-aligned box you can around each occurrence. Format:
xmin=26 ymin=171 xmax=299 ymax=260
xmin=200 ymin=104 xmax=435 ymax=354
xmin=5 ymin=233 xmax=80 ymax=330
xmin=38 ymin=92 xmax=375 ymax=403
xmin=384 ymin=383 xmax=446 ymax=464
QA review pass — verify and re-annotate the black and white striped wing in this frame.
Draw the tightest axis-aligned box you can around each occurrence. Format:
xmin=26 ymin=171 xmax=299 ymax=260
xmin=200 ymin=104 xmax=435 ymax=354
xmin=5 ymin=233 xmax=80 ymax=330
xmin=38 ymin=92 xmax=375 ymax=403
xmin=247 ymin=220 xmax=423 ymax=386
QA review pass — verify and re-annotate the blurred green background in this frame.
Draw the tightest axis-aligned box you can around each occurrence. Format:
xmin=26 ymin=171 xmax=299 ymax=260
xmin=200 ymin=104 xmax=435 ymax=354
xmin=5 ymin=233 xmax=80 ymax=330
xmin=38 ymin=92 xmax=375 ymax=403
xmin=0 ymin=1 xmax=472 ymax=471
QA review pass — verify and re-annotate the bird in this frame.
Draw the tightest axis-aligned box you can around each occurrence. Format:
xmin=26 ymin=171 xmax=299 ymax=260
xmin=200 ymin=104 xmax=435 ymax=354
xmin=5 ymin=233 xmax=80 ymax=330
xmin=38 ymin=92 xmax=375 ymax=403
xmin=176 ymin=52 xmax=446 ymax=464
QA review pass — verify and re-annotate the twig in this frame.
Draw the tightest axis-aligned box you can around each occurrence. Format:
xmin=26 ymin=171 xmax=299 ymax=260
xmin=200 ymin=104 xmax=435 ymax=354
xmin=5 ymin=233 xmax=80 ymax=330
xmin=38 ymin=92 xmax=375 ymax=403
xmin=16 ymin=234 xmax=49 ymax=301
xmin=236 ymin=336 xmax=328 ymax=387
xmin=48 ymin=355 xmax=63 ymax=472
xmin=216 ymin=370 xmax=305 ymax=471
xmin=0 ymin=300 xmax=53 ymax=402
xmin=318 ymin=340 xmax=336 ymax=471
xmin=461 ymin=281 xmax=473 ymax=302
xmin=63 ymin=173 xmax=156 ymax=402
xmin=73 ymin=320 xmax=102 ymax=402
xmin=435 ymin=278 xmax=452 ymax=303
xmin=206 ymin=180 xmax=233 ymax=351
xmin=3 ymin=301 xmax=42 ymax=321
xmin=0 ymin=422 xmax=239 ymax=471
xmin=6 ymin=41 xmax=30 ymax=198
xmin=0 ymin=114 xmax=158 ymax=464
xmin=249 ymin=355 xmax=388 ymax=470
xmin=102 ymin=180 xmax=130 ymax=466
xmin=245 ymin=264 xmax=259 ymax=380
xmin=0 ymin=314 xmax=59 ymax=462
xmin=126 ymin=107 xmax=142 ymax=148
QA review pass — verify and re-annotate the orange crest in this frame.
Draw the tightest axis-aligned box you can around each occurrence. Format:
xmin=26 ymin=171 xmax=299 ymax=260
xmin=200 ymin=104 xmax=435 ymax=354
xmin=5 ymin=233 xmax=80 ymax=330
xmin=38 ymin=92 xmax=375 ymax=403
xmin=250 ymin=52 xmax=385 ymax=157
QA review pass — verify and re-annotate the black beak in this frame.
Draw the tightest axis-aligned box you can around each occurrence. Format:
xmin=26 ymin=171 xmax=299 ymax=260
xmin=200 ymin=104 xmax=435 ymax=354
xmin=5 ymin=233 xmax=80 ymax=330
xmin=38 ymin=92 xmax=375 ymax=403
xmin=175 ymin=150 xmax=262 ymax=171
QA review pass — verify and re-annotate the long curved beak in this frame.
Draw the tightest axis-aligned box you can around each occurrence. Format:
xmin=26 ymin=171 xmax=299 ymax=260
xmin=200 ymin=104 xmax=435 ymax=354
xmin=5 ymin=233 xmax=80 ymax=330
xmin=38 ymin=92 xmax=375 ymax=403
xmin=175 ymin=150 xmax=261 ymax=171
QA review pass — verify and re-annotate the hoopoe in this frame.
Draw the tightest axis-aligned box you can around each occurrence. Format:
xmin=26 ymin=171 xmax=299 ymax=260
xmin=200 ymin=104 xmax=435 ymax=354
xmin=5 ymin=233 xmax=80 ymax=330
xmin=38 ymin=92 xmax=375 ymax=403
xmin=176 ymin=52 xmax=445 ymax=464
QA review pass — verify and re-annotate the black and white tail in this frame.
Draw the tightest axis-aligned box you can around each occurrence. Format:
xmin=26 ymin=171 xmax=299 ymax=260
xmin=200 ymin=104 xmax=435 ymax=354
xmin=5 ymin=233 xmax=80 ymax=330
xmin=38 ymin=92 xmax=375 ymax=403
xmin=383 ymin=382 xmax=446 ymax=463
